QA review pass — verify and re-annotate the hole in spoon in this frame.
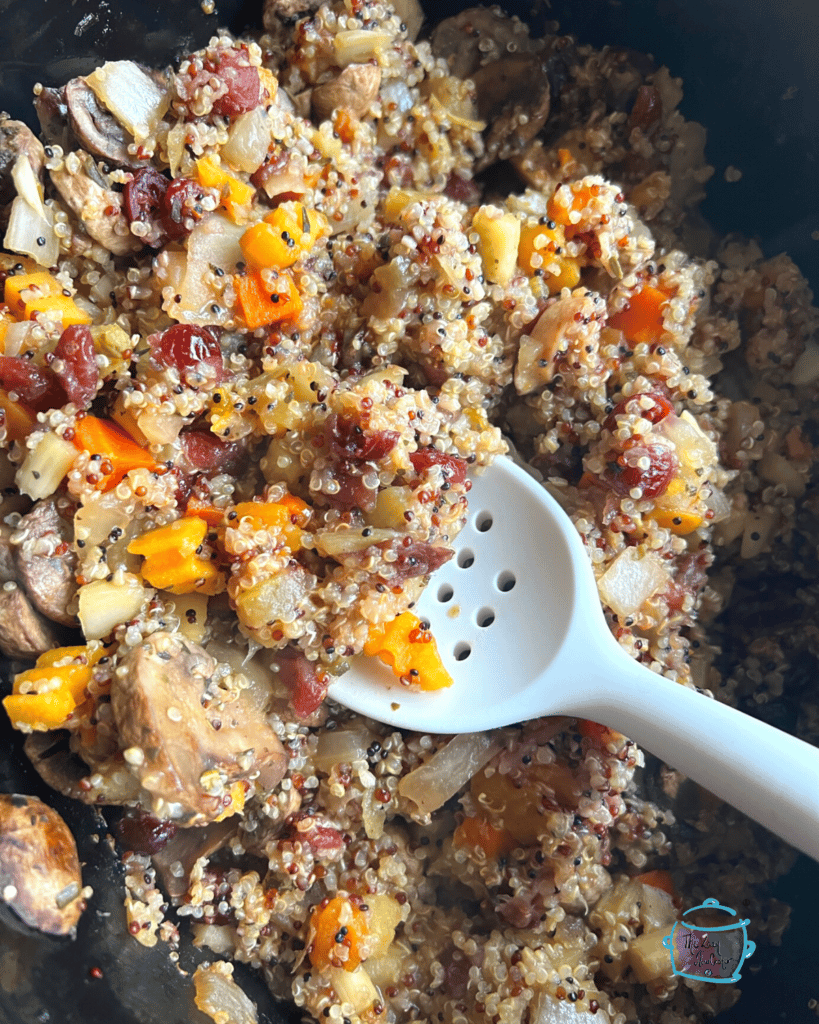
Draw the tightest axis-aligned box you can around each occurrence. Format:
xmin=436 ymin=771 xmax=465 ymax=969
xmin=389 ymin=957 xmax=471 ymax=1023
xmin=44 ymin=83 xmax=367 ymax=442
xmin=477 ymin=607 xmax=495 ymax=627
xmin=474 ymin=511 xmax=493 ymax=532
xmin=496 ymin=570 xmax=516 ymax=592
xmin=437 ymin=583 xmax=454 ymax=603
xmin=453 ymin=642 xmax=471 ymax=661
xmin=457 ymin=549 xmax=475 ymax=569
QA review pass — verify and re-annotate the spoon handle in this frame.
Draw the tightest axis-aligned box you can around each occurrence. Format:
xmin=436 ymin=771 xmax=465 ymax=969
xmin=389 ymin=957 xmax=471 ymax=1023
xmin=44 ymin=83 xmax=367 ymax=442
xmin=569 ymin=647 xmax=819 ymax=861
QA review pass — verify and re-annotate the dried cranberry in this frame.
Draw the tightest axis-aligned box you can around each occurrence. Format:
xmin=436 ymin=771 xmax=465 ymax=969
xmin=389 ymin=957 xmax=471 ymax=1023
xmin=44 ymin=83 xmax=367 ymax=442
xmin=52 ymin=324 xmax=99 ymax=409
xmin=0 ymin=356 xmax=64 ymax=412
xmin=443 ymin=172 xmax=482 ymax=206
xmin=605 ymin=443 xmax=676 ymax=499
xmin=377 ymin=540 xmax=453 ymax=583
xmin=123 ymin=167 xmax=169 ymax=241
xmin=113 ymin=808 xmax=178 ymax=855
xmin=179 ymin=429 xmax=246 ymax=475
xmin=205 ymin=48 xmax=262 ymax=117
xmin=276 ymin=648 xmax=327 ymax=719
xmin=285 ymin=814 xmax=345 ymax=859
xmin=409 ymin=447 xmax=468 ymax=486
xmin=629 ymin=85 xmax=663 ymax=132
xmin=149 ymin=325 xmax=224 ymax=386
xmin=663 ymin=551 xmax=710 ymax=612
xmin=161 ymin=178 xmax=211 ymax=241
xmin=604 ymin=393 xmax=673 ymax=432
xmin=325 ymin=414 xmax=399 ymax=463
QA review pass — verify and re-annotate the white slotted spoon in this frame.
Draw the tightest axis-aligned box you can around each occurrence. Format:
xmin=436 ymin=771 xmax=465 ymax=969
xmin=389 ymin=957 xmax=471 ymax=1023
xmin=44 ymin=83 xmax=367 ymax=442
xmin=330 ymin=454 xmax=819 ymax=861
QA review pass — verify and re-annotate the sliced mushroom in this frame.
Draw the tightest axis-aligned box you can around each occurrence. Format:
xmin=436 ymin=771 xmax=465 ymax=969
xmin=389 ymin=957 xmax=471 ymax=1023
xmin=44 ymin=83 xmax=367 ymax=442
xmin=111 ymin=632 xmax=287 ymax=826
xmin=49 ymin=151 xmax=141 ymax=256
xmin=65 ymin=78 xmax=136 ymax=168
xmin=0 ymin=582 xmax=60 ymax=660
xmin=13 ymin=497 xmax=78 ymax=626
xmin=262 ymin=0 xmax=322 ymax=28
xmin=472 ymin=54 xmax=551 ymax=169
xmin=0 ymin=522 xmax=18 ymax=584
xmin=430 ymin=7 xmax=538 ymax=80
xmin=311 ymin=64 xmax=382 ymax=123
xmin=515 ymin=290 xmax=602 ymax=394
xmin=0 ymin=794 xmax=84 ymax=936
xmin=0 ymin=117 xmax=45 ymax=206
xmin=33 ymin=87 xmax=72 ymax=151
xmin=151 ymin=819 xmax=238 ymax=899
xmin=24 ymin=730 xmax=143 ymax=806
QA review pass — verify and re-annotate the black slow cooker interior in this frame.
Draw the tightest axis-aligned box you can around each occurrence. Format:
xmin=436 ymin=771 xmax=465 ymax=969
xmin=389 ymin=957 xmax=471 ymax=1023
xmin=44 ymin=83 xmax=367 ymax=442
xmin=0 ymin=2 xmax=817 ymax=1023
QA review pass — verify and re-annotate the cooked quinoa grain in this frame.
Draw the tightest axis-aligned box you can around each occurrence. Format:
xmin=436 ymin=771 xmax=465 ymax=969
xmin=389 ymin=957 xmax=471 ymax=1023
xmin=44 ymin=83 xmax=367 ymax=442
xmin=0 ymin=2 xmax=816 ymax=1023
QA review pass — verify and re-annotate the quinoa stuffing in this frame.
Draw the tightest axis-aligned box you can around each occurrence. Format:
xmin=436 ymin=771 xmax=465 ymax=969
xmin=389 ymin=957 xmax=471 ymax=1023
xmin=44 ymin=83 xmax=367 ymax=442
xmin=0 ymin=2 xmax=816 ymax=1023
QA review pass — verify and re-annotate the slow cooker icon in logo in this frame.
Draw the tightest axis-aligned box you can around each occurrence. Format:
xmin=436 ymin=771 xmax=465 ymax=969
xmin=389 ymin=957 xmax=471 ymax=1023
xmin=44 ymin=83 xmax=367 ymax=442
xmin=662 ymin=898 xmax=755 ymax=983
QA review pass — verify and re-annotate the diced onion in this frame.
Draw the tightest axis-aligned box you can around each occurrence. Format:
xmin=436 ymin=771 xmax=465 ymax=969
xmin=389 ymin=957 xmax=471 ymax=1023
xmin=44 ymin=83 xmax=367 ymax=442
xmin=532 ymin=992 xmax=612 ymax=1024
xmin=11 ymin=155 xmax=46 ymax=218
xmin=16 ymin=432 xmax=77 ymax=500
xmin=328 ymin=966 xmax=380 ymax=1014
xmin=193 ymin=962 xmax=258 ymax=1024
xmin=4 ymin=195 xmax=59 ymax=268
xmin=315 ymin=527 xmax=396 ymax=557
xmin=192 ymin=923 xmax=237 ymax=955
xmin=313 ymin=726 xmax=375 ymax=773
xmin=78 ymin=573 xmax=150 ymax=639
xmin=222 ymin=108 xmax=272 ymax=174
xmin=398 ymin=732 xmax=504 ymax=816
xmin=85 ymin=62 xmax=169 ymax=145
xmin=597 ymin=548 xmax=671 ymax=619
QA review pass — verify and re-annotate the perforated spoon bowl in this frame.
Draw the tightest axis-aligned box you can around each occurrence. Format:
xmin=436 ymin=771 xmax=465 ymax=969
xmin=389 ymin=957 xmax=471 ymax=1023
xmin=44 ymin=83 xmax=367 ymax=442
xmin=330 ymin=454 xmax=819 ymax=861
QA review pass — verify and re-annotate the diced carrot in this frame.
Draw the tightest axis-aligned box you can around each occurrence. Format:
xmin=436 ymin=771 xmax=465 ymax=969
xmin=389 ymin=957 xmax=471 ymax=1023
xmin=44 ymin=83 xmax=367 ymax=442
xmin=547 ymin=183 xmax=594 ymax=228
xmin=634 ymin=870 xmax=680 ymax=905
xmin=129 ymin=517 xmax=226 ymax=595
xmin=184 ymin=498 xmax=227 ymax=529
xmin=195 ymin=155 xmax=254 ymax=222
xmin=129 ymin=516 xmax=207 ymax=558
xmin=518 ymin=220 xmax=564 ymax=273
xmin=608 ymin=285 xmax=672 ymax=346
xmin=453 ymin=816 xmax=516 ymax=859
xmin=648 ymin=506 xmax=704 ymax=535
xmin=240 ymin=203 xmax=327 ymax=270
xmin=364 ymin=611 xmax=453 ymax=691
xmin=333 ymin=109 xmax=356 ymax=144
xmin=4 ymin=271 xmax=90 ymax=326
xmin=72 ymin=415 xmax=159 ymax=491
xmin=578 ymin=719 xmax=624 ymax=746
xmin=234 ymin=269 xmax=303 ymax=330
xmin=309 ymin=896 xmax=369 ymax=972
xmin=233 ymin=495 xmax=310 ymax=551
xmin=4 ymin=643 xmax=103 ymax=732
xmin=0 ymin=391 xmax=38 ymax=442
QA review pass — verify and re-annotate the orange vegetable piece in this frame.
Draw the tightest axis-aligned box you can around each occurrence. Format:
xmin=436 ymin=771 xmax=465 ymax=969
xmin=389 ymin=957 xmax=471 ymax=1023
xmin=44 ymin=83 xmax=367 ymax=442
xmin=233 ymin=495 xmax=310 ymax=551
xmin=578 ymin=719 xmax=624 ymax=746
xmin=4 ymin=644 xmax=104 ymax=732
xmin=608 ymin=285 xmax=672 ymax=346
xmin=309 ymin=896 xmax=369 ymax=972
xmin=333 ymin=109 xmax=356 ymax=144
xmin=454 ymin=816 xmax=516 ymax=859
xmin=4 ymin=272 xmax=91 ymax=326
xmin=184 ymin=499 xmax=227 ymax=529
xmin=128 ymin=517 xmax=225 ymax=595
xmin=634 ymin=872 xmax=679 ymax=897
xmin=234 ymin=270 xmax=303 ymax=330
xmin=547 ymin=183 xmax=594 ymax=228
xmin=364 ymin=611 xmax=453 ymax=691
xmin=72 ymin=415 xmax=159 ymax=491
xmin=0 ymin=391 xmax=38 ymax=442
